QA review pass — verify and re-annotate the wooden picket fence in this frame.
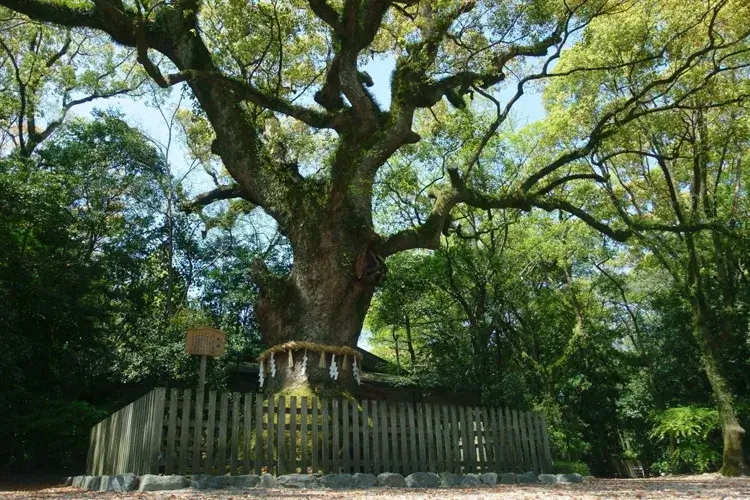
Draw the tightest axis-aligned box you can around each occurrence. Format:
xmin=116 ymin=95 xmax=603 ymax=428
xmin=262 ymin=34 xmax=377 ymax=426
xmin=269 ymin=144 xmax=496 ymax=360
xmin=87 ymin=387 xmax=553 ymax=476
xmin=86 ymin=388 xmax=166 ymax=476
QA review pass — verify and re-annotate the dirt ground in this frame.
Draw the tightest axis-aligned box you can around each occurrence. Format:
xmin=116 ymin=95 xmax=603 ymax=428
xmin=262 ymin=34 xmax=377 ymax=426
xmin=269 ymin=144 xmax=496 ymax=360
xmin=1 ymin=475 xmax=749 ymax=499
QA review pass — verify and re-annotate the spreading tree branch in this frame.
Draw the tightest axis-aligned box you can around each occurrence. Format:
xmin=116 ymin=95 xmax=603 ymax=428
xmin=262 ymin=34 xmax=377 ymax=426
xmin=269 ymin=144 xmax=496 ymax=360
xmin=3 ymin=0 xmax=745 ymax=262
xmin=380 ymin=160 xmax=733 ymax=257
xmin=180 ymin=184 xmax=248 ymax=213
xmin=182 ymin=71 xmax=345 ymax=130
xmin=307 ymin=0 xmax=339 ymax=30
xmin=520 ymin=8 xmax=750 ymax=192
xmin=0 ymin=0 xmax=105 ymax=31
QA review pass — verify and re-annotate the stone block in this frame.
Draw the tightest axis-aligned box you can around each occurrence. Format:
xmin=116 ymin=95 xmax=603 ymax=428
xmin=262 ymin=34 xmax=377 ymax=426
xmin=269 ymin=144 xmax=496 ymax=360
xmin=480 ymin=472 xmax=497 ymax=486
xmin=138 ymin=474 xmax=189 ymax=491
xmin=259 ymin=473 xmax=278 ymax=488
xmin=212 ymin=474 xmax=261 ymax=489
xmin=405 ymin=472 xmax=441 ymax=488
xmin=98 ymin=476 xmax=110 ymax=491
xmin=320 ymin=474 xmax=354 ymax=489
xmin=277 ymin=474 xmax=319 ymax=489
xmin=500 ymin=472 xmax=516 ymax=484
xmin=109 ymin=473 xmax=138 ymax=492
xmin=377 ymin=472 xmax=406 ymax=487
xmin=516 ymin=472 xmax=538 ymax=484
xmin=556 ymin=473 xmax=583 ymax=484
xmin=461 ymin=473 xmax=481 ymax=487
xmin=538 ymin=473 xmax=557 ymax=484
xmin=82 ymin=476 xmax=100 ymax=491
xmin=353 ymin=473 xmax=377 ymax=488
xmin=190 ymin=475 xmax=213 ymax=490
xmin=439 ymin=472 xmax=463 ymax=487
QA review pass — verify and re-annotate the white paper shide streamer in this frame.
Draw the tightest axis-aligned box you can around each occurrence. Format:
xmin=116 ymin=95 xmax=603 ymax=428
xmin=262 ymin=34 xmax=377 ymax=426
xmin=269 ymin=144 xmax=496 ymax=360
xmin=301 ymin=349 xmax=308 ymax=374
xmin=260 ymin=345 xmax=362 ymax=386
xmin=352 ymin=357 xmax=361 ymax=385
xmin=329 ymin=354 xmax=339 ymax=380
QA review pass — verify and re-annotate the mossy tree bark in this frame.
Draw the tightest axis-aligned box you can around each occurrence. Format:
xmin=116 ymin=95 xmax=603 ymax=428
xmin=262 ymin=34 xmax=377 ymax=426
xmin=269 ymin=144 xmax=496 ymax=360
xmin=694 ymin=320 xmax=747 ymax=476
xmin=251 ymin=217 xmax=383 ymax=396
xmin=680 ymin=110 xmax=747 ymax=476
xmin=686 ymin=235 xmax=747 ymax=476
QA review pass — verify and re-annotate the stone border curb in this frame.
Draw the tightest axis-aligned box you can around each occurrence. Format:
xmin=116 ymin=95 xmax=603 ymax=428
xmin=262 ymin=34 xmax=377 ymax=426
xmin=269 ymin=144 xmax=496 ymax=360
xmin=66 ymin=471 xmax=582 ymax=492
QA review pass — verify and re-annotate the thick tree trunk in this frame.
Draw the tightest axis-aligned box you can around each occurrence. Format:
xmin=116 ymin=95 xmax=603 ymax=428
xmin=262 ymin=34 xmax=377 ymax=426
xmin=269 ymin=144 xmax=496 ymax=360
xmin=684 ymin=230 xmax=747 ymax=476
xmin=692 ymin=306 xmax=747 ymax=476
xmin=720 ymin=415 xmax=747 ymax=477
xmin=252 ymin=231 xmax=384 ymax=396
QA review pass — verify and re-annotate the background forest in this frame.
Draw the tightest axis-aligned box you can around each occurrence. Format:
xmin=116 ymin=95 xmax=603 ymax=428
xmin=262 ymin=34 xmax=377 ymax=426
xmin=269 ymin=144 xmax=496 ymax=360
xmin=1 ymin=0 xmax=749 ymax=479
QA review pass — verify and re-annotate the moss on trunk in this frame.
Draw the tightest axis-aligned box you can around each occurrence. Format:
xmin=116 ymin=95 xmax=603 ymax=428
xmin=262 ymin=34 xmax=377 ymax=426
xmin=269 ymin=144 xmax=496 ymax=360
xmin=262 ymin=350 xmax=360 ymax=398
xmin=253 ymin=231 xmax=384 ymax=397
xmin=692 ymin=307 xmax=747 ymax=476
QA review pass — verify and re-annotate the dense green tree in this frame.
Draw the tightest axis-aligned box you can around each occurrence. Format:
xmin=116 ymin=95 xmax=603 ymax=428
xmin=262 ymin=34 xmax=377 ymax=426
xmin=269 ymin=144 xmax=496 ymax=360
xmin=0 ymin=113 xmax=164 ymax=469
xmin=366 ymin=208 xmax=628 ymax=472
xmin=0 ymin=111 xmax=240 ymax=470
xmin=0 ymin=7 xmax=144 ymax=155
xmin=602 ymin=111 xmax=750 ymax=474
xmin=528 ymin=0 xmax=750 ymax=473
xmin=1 ymin=0 xmax=749 ymax=479
xmin=543 ymin=33 xmax=750 ymax=476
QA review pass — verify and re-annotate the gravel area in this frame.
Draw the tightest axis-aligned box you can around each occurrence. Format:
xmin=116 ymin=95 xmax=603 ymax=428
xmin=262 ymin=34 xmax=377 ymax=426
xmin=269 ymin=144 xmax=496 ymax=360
xmin=1 ymin=476 xmax=749 ymax=499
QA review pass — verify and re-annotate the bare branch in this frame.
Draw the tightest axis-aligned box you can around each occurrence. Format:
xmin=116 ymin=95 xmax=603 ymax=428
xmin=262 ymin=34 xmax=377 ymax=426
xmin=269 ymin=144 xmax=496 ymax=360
xmin=26 ymin=86 xmax=141 ymax=152
xmin=465 ymin=85 xmax=501 ymax=175
xmin=182 ymin=70 xmax=344 ymax=130
xmin=180 ymin=184 xmax=248 ymax=213
xmin=45 ymin=31 xmax=71 ymax=67
xmin=378 ymin=191 xmax=462 ymax=257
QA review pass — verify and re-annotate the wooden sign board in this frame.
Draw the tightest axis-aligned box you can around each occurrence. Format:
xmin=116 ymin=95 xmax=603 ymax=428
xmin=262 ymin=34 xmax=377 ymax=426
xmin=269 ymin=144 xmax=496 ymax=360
xmin=186 ymin=327 xmax=226 ymax=357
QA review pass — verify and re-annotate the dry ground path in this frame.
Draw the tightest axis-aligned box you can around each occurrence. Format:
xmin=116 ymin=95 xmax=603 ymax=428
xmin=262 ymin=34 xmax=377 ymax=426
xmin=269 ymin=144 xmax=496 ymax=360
xmin=1 ymin=475 xmax=749 ymax=499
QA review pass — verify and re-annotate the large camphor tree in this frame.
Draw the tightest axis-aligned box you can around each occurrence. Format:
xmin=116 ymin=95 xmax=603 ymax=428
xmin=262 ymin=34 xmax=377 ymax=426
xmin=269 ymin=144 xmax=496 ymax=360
xmin=2 ymin=0 xmax=746 ymax=402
